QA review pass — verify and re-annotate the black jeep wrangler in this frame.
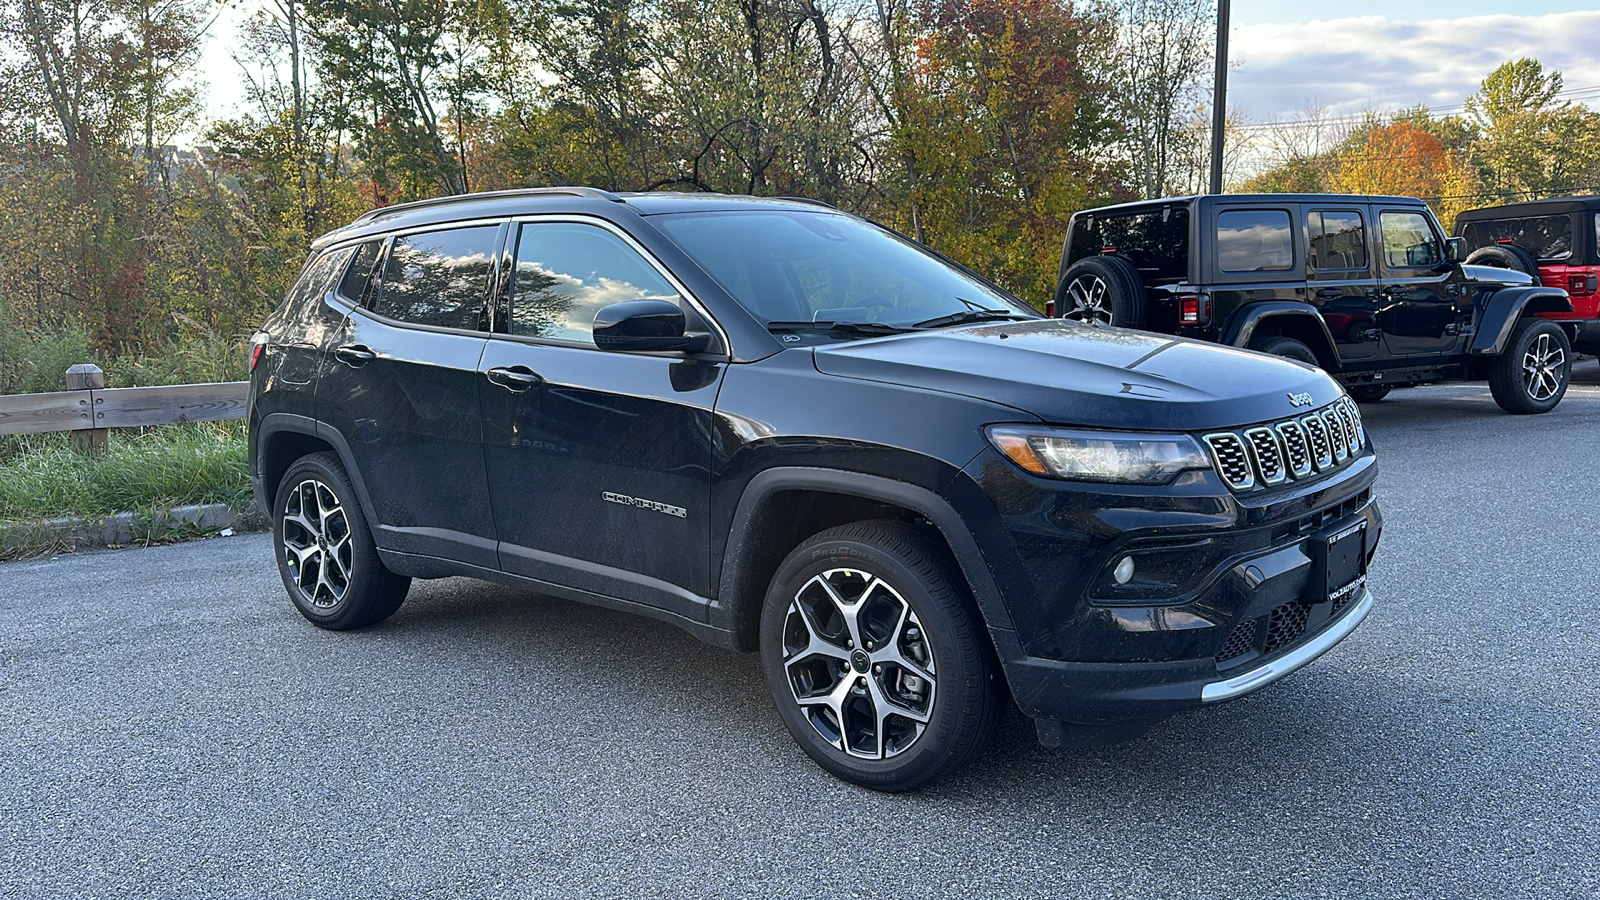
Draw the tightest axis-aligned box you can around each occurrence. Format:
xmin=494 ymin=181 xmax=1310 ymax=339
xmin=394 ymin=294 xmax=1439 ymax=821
xmin=249 ymin=188 xmax=1382 ymax=791
xmin=1055 ymin=194 xmax=1575 ymax=413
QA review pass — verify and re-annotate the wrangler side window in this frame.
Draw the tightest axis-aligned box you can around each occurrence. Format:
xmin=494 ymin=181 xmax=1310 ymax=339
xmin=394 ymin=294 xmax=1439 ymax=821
xmin=1379 ymin=211 xmax=1441 ymax=269
xmin=1216 ymin=209 xmax=1293 ymax=273
xmin=1308 ymin=210 xmax=1367 ymax=271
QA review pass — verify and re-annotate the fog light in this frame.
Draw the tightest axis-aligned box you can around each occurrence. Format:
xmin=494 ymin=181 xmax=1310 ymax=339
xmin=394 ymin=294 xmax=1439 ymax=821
xmin=1113 ymin=556 xmax=1135 ymax=585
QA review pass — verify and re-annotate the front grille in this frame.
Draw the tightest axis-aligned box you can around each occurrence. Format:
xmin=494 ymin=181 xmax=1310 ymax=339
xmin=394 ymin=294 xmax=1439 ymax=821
xmin=1265 ymin=599 xmax=1313 ymax=654
xmin=1203 ymin=398 xmax=1365 ymax=492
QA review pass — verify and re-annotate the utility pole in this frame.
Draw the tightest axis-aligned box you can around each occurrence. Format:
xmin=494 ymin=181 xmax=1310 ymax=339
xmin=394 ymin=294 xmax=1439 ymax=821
xmin=1208 ymin=0 xmax=1230 ymax=195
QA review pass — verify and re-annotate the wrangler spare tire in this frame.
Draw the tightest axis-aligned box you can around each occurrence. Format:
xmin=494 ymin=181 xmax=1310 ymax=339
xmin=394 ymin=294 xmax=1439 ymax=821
xmin=1054 ymin=255 xmax=1147 ymax=328
xmin=1465 ymin=244 xmax=1540 ymax=279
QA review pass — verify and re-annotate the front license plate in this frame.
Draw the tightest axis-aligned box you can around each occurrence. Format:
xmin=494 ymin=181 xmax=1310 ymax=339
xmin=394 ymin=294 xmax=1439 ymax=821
xmin=1321 ymin=520 xmax=1367 ymax=601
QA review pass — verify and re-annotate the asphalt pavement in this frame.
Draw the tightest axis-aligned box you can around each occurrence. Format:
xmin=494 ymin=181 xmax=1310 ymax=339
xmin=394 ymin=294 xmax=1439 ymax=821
xmin=3 ymin=370 xmax=1599 ymax=899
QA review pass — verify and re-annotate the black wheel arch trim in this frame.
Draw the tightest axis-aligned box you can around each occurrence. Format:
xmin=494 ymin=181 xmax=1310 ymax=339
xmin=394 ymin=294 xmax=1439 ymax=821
xmin=715 ymin=466 xmax=1024 ymax=660
xmin=1221 ymin=303 xmax=1341 ymax=370
xmin=1469 ymin=286 xmax=1575 ymax=356
xmin=252 ymin=412 xmax=382 ymax=538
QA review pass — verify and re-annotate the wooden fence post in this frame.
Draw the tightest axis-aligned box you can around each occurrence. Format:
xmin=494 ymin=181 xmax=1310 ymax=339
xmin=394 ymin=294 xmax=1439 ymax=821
xmin=65 ymin=363 xmax=107 ymax=455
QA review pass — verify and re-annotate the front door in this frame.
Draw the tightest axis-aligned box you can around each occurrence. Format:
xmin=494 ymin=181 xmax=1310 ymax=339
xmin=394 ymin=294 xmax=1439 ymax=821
xmin=316 ymin=223 xmax=504 ymax=568
xmin=477 ymin=218 xmax=725 ymax=620
xmin=1306 ymin=207 xmax=1381 ymax=361
xmin=1375 ymin=208 xmax=1464 ymax=358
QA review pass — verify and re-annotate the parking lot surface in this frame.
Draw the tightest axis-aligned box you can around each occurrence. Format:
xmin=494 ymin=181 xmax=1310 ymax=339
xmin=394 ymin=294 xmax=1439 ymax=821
xmin=3 ymin=371 xmax=1599 ymax=899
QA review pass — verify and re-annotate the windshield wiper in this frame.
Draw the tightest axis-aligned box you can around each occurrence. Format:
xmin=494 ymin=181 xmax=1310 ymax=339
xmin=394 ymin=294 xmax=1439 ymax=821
xmin=911 ymin=308 xmax=1031 ymax=329
xmin=766 ymin=320 xmax=914 ymax=336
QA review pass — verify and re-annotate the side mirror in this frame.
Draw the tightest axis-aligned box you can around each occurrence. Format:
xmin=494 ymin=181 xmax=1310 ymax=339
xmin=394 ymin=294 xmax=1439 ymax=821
xmin=1446 ymin=236 xmax=1466 ymax=264
xmin=593 ymin=299 xmax=709 ymax=353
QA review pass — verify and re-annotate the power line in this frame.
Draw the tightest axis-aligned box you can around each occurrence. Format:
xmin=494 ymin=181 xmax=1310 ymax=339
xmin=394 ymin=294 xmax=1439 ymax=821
xmin=1235 ymin=83 xmax=1600 ymax=132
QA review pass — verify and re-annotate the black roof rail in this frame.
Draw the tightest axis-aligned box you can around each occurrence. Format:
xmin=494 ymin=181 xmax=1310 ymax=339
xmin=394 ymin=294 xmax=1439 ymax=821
xmin=775 ymin=196 xmax=838 ymax=210
xmin=352 ymin=187 xmax=625 ymax=224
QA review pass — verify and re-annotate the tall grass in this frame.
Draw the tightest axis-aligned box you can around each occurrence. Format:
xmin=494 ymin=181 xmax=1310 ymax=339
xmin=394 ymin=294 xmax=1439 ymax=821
xmin=0 ymin=422 xmax=249 ymax=521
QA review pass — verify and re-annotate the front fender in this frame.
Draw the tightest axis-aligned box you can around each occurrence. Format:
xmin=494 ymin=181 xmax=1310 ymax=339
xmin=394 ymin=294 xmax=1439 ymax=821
xmin=1470 ymin=286 xmax=1574 ymax=355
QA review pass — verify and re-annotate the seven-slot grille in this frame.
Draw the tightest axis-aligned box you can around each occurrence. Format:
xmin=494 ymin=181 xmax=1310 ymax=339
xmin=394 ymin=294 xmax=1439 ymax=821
xmin=1202 ymin=397 xmax=1366 ymax=492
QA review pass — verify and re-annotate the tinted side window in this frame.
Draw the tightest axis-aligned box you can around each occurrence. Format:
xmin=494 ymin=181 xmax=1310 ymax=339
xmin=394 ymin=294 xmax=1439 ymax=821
xmin=339 ymin=240 xmax=384 ymax=304
xmin=374 ymin=226 xmax=498 ymax=330
xmin=1462 ymin=214 xmax=1573 ymax=261
xmin=511 ymin=223 xmax=681 ymax=344
xmin=1070 ymin=209 xmax=1189 ymax=280
xmin=1379 ymin=211 xmax=1441 ymax=269
xmin=286 ymin=247 xmax=354 ymax=308
xmin=1308 ymin=210 xmax=1366 ymax=270
xmin=1216 ymin=209 xmax=1293 ymax=273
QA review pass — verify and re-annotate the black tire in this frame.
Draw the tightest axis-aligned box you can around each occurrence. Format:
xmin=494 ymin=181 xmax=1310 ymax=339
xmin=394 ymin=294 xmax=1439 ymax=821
xmin=1488 ymin=318 xmax=1571 ymax=414
xmin=758 ymin=520 xmax=1003 ymax=792
xmin=1465 ymin=244 xmax=1540 ymax=279
xmin=1054 ymin=255 xmax=1147 ymax=328
xmin=1348 ymin=384 xmax=1392 ymax=403
xmin=1249 ymin=334 xmax=1320 ymax=367
xmin=273 ymin=452 xmax=411 ymax=630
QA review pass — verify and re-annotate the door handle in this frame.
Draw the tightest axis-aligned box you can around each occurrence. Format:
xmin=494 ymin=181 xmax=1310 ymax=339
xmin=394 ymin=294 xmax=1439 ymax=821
xmin=334 ymin=344 xmax=376 ymax=367
xmin=486 ymin=365 xmax=543 ymax=392
xmin=1315 ymin=288 xmax=1344 ymax=300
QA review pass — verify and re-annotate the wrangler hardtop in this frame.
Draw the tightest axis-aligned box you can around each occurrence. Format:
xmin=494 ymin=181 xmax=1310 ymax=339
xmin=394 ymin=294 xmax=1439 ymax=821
xmin=1454 ymin=195 xmax=1600 ymax=355
xmin=1056 ymin=193 xmax=1575 ymax=413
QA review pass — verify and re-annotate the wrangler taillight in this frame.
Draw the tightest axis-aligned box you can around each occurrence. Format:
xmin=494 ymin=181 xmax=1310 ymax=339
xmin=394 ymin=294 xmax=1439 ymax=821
xmin=1568 ymin=273 xmax=1598 ymax=296
xmin=1046 ymin=298 xmax=1056 ymax=317
xmin=1178 ymin=294 xmax=1209 ymax=326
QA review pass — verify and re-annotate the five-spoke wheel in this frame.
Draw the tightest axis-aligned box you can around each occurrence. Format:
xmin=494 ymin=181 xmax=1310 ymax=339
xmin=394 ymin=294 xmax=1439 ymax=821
xmin=1489 ymin=319 xmax=1571 ymax=414
xmin=280 ymin=478 xmax=353 ymax=609
xmin=1061 ymin=274 xmax=1114 ymax=325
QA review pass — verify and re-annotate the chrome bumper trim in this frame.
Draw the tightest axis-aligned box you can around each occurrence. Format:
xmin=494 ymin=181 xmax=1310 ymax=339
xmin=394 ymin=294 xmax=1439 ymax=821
xmin=1201 ymin=588 xmax=1374 ymax=703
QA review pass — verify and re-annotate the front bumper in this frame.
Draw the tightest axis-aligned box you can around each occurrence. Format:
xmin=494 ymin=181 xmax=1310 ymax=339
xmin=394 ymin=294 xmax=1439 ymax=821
xmin=958 ymin=443 xmax=1381 ymax=743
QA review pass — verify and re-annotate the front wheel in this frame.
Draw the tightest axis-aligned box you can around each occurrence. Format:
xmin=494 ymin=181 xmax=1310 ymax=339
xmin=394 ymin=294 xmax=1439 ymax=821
xmin=758 ymin=521 xmax=1003 ymax=792
xmin=274 ymin=452 xmax=411 ymax=629
xmin=1488 ymin=319 xmax=1571 ymax=414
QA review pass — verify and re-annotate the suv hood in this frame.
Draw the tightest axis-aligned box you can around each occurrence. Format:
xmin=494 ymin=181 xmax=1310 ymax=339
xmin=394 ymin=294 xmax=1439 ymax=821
xmin=811 ymin=320 xmax=1344 ymax=431
xmin=1460 ymin=264 xmax=1534 ymax=286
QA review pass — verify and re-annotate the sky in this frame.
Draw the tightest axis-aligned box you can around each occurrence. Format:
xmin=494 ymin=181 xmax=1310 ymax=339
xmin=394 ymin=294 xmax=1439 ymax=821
xmin=192 ymin=1 xmax=1600 ymax=137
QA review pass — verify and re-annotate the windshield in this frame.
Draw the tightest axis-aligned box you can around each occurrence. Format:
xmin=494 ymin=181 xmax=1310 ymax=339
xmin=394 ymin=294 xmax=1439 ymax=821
xmin=651 ymin=210 xmax=1036 ymax=335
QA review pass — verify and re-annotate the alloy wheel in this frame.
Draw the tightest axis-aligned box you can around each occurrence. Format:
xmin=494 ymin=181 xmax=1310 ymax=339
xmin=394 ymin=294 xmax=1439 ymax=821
xmin=781 ymin=568 xmax=937 ymax=759
xmin=1062 ymin=274 xmax=1114 ymax=325
xmin=1521 ymin=332 xmax=1565 ymax=401
xmin=280 ymin=478 xmax=354 ymax=609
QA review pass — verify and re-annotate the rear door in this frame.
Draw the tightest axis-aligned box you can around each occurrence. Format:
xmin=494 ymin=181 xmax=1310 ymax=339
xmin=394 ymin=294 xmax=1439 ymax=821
xmin=1374 ymin=207 xmax=1464 ymax=358
xmin=477 ymin=217 xmax=726 ymax=621
xmin=317 ymin=222 xmax=504 ymax=568
xmin=1305 ymin=207 xmax=1380 ymax=361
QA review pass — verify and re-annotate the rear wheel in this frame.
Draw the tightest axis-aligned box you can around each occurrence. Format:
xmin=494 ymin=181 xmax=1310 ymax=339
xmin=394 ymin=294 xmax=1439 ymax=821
xmin=274 ymin=452 xmax=410 ymax=629
xmin=1465 ymin=244 xmax=1540 ymax=279
xmin=1489 ymin=319 xmax=1571 ymax=414
xmin=758 ymin=521 xmax=1003 ymax=792
xmin=1249 ymin=335 xmax=1320 ymax=367
xmin=1349 ymin=384 xmax=1392 ymax=403
xmin=1054 ymin=256 xmax=1147 ymax=328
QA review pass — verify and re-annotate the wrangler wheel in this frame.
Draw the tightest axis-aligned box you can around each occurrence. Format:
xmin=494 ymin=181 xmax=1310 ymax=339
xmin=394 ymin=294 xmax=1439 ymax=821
xmin=1489 ymin=319 xmax=1570 ymax=414
xmin=759 ymin=521 xmax=1003 ymax=791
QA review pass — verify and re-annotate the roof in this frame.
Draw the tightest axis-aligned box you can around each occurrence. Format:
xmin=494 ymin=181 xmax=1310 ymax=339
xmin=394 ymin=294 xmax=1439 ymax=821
xmin=309 ymin=188 xmax=841 ymax=250
xmin=1076 ymin=193 xmax=1426 ymax=216
xmin=1454 ymin=195 xmax=1600 ymax=220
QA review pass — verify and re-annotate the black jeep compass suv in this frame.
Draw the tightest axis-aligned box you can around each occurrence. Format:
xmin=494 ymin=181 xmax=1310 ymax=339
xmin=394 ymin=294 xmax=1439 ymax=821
xmin=248 ymin=188 xmax=1383 ymax=791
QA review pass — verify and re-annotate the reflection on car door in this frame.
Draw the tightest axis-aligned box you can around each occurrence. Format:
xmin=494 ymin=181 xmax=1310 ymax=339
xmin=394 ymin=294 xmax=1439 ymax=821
xmin=316 ymin=224 xmax=503 ymax=568
xmin=477 ymin=219 xmax=726 ymax=622
xmin=1375 ymin=208 xmax=1464 ymax=358
xmin=1306 ymin=207 xmax=1380 ymax=361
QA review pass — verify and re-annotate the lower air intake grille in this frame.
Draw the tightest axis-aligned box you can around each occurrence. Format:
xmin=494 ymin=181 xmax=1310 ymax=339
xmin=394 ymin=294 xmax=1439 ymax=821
xmin=1217 ymin=617 xmax=1260 ymax=663
xmin=1265 ymin=599 xmax=1313 ymax=655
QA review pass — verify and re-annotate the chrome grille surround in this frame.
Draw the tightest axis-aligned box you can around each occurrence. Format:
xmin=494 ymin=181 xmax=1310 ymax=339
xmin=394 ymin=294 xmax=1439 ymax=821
xmin=1203 ymin=398 xmax=1365 ymax=492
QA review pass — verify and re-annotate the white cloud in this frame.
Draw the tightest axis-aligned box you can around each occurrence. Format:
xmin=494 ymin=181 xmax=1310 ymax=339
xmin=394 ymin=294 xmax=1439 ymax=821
xmin=1231 ymin=10 xmax=1600 ymax=120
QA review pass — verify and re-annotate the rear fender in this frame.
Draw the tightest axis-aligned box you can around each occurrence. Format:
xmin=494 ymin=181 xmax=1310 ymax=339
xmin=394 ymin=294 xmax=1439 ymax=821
xmin=1221 ymin=304 xmax=1341 ymax=371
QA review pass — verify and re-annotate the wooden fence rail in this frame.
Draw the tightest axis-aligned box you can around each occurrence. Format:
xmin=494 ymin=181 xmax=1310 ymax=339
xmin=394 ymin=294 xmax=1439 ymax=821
xmin=0 ymin=364 xmax=247 ymax=452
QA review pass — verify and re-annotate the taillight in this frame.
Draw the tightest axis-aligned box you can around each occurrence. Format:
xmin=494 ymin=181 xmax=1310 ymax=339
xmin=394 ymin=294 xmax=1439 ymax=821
xmin=1567 ymin=274 xmax=1598 ymax=296
xmin=1046 ymin=298 xmax=1057 ymax=317
xmin=1178 ymin=294 xmax=1209 ymax=326
xmin=249 ymin=332 xmax=269 ymax=372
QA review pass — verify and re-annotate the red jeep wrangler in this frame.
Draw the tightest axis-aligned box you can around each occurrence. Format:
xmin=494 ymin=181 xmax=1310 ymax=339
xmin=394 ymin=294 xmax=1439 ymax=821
xmin=1455 ymin=196 xmax=1600 ymax=354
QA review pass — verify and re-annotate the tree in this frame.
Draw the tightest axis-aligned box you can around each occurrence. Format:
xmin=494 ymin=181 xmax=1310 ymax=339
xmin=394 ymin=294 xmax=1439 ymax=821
xmin=1467 ymin=58 xmax=1600 ymax=201
xmin=1103 ymin=0 xmax=1212 ymax=198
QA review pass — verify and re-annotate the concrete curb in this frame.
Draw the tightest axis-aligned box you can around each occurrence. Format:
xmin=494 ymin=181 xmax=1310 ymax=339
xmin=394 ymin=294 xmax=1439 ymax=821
xmin=0 ymin=502 xmax=267 ymax=558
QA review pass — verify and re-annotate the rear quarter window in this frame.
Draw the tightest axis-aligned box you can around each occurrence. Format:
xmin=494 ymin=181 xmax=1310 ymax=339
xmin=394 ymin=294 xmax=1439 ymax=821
xmin=1216 ymin=209 xmax=1294 ymax=273
xmin=1462 ymin=214 xmax=1574 ymax=261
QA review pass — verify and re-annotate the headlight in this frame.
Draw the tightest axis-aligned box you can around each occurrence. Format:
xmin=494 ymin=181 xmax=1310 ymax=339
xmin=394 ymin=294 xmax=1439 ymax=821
xmin=986 ymin=426 xmax=1212 ymax=484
